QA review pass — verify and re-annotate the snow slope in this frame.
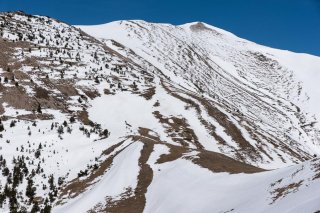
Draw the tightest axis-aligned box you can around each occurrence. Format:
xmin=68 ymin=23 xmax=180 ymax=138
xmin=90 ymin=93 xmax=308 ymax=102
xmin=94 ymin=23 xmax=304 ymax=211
xmin=80 ymin=20 xmax=320 ymax=123
xmin=80 ymin=20 xmax=320 ymax=168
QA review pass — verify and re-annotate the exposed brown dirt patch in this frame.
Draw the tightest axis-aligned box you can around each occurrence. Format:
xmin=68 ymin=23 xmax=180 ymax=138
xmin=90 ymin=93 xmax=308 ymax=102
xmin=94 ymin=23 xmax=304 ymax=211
xmin=270 ymin=180 xmax=303 ymax=203
xmin=153 ymin=110 xmax=203 ymax=149
xmin=35 ymin=86 xmax=50 ymax=100
xmin=16 ymin=113 xmax=54 ymax=121
xmin=56 ymin=83 xmax=79 ymax=97
xmin=0 ymin=104 xmax=4 ymax=114
xmin=156 ymin=144 xmax=187 ymax=164
xmin=191 ymin=150 xmax=265 ymax=174
xmin=104 ymin=88 xmax=115 ymax=95
xmin=13 ymin=70 xmax=30 ymax=80
xmin=77 ymin=110 xmax=92 ymax=125
xmin=189 ymin=22 xmax=222 ymax=36
xmin=0 ymin=38 xmax=31 ymax=71
xmin=140 ymin=86 xmax=155 ymax=100
xmin=1 ymin=85 xmax=38 ymax=112
xmin=82 ymin=88 xmax=101 ymax=99
xmin=138 ymin=127 xmax=163 ymax=143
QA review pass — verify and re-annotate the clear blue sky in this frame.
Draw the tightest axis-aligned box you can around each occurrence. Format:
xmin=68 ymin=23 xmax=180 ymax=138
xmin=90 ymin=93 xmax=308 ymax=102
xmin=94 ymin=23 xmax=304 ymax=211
xmin=1 ymin=0 xmax=319 ymax=56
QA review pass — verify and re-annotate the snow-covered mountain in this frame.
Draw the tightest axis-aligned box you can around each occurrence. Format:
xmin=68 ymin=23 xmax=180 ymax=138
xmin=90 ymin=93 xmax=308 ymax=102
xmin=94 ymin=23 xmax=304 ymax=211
xmin=80 ymin=20 xmax=320 ymax=169
xmin=0 ymin=12 xmax=319 ymax=212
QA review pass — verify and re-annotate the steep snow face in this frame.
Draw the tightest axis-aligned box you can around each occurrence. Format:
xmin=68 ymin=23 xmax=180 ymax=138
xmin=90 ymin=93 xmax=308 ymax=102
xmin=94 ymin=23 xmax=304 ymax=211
xmin=258 ymin=48 xmax=320 ymax=125
xmin=80 ymin=20 xmax=320 ymax=122
xmin=80 ymin=21 xmax=320 ymax=167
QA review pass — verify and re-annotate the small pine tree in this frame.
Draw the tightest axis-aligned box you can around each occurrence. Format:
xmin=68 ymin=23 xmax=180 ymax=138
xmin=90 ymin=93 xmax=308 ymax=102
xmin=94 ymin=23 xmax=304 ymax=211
xmin=63 ymin=120 xmax=68 ymax=127
xmin=37 ymin=104 xmax=42 ymax=114
xmin=9 ymin=196 xmax=18 ymax=213
xmin=26 ymin=178 xmax=36 ymax=201
xmin=69 ymin=116 xmax=75 ymax=123
xmin=0 ymin=123 xmax=4 ymax=132
xmin=34 ymin=149 xmax=41 ymax=159
xmin=57 ymin=126 xmax=64 ymax=135
xmin=42 ymin=198 xmax=52 ymax=213
xmin=30 ymin=201 xmax=40 ymax=213
xmin=9 ymin=120 xmax=16 ymax=128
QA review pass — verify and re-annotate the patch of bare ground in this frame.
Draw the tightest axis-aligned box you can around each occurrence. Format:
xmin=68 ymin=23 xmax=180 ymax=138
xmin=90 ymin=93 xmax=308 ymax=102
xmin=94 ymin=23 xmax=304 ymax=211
xmin=0 ymin=38 xmax=31 ymax=70
xmin=1 ymin=85 xmax=38 ymax=112
xmin=0 ymin=39 xmax=14 ymax=69
xmin=134 ymin=129 xmax=189 ymax=164
xmin=35 ymin=86 xmax=50 ymax=100
xmin=0 ymin=40 xmax=79 ymax=117
xmin=20 ymin=56 xmax=41 ymax=68
xmin=36 ymin=79 xmax=80 ymax=112
xmin=189 ymin=22 xmax=222 ymax=36
xmin=36 ymin=91 xmax=71 ymax=113
xmin=55 ymin=82 xmax=79 ymax=97
xmin=131 ymin=130 xmax=188 ymax=164
xmin=190 ymin=150 xmax=265 ymax=174
xmin=16 ymin=113 xmax=54 ymax=121
xmin=104 ymin=88 xmax=115 ymax=95
xmin=140 ymin=86 xmax=155 ymax=100
xmin=0 ymin=105 xmax=4 ymax=114
xmin=270 ymin=180 xmax=303 ymax=204
xmin=1 ymin=81 xmax=70 ymax=114
xmin=153 ymin=110 xmax=204 ymax=149
xmin=131 ymin=130 xmax=186 ymax=164
xmin=81 ymin=88 xmax=101 ymax=99
xmin=156 ymin=143 xmax=188 ymax=164
xmin=138 ymin=127 xmax=163 ymax=143
xmin=13 ymin=70 xmax=30 ymax=80
xmin=77 ymin=110 xmax=93 ymax=126
xmin=57 ymin=141 xmax=127 ymax=204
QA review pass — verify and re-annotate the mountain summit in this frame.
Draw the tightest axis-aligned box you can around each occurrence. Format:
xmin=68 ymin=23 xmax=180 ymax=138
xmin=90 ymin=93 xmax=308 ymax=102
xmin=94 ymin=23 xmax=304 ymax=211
xmin=0 ymin=12 xmax=319 ymax=213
